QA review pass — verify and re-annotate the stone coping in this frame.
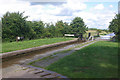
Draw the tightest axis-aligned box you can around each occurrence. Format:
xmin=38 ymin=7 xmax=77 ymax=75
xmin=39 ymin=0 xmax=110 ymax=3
xmin=1 ymin=39 xmax=78 ymax=59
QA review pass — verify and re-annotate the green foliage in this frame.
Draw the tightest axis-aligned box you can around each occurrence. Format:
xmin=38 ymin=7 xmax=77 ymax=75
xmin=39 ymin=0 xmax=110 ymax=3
xmin=44 ymin=23 xmax=57 ymax=38
xmin=88 ymin=28 xmax=97 ymax=30
xmin=109 ymin=14 xmax=120 ymax=40
xmin=64 ymin=22 xmax=73 ymax=34
xmin=32 ymin=21 xmax=44 ymax=38
xmin=2 ymin=12 xmax=87 ymax=42
xmin=2 ymin=11 xmax=30 ymax=41
xmin=102 ymin=29 xmax=109 ymax=33
xmin=96 ymin=29 xmax=102 ymax=37
xmin=70 ymin=17 xmax=87 ymax=36
xmin=26 ymin=21 xmax=36 ymax=39
xmin=55 ymin=20 xmax=65 ymax=37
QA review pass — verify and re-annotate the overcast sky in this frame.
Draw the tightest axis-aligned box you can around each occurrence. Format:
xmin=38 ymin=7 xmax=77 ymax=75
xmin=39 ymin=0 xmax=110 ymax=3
xmin=0 ymin=0 xmax=119 ymax=29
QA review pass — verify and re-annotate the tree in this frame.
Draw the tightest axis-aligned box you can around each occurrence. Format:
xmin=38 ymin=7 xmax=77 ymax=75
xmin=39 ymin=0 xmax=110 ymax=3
xmin=55 ymin=20 xmax=65 ymax=37
xmin=63 ymin=22 xmax=72 ymax=34
xmin=102 ymin=29 xmax=109 ymax=33
xmin=32 ymin=21 xmax=44 ymax=38
xmin=70 ymin=17 xmax=87 ymax=37
xmin=109 ymin=14 xmax=120 ymax=40
xmin=96 ymin=29 xmax=102 ymax=37
xmin=2 ymin=11 xmax=30 ymax=41
xmin=88 ymin=28 xmax=97 ymax=30
xmin=26 ymin=21 xmax=36 ymax=39
xmin=44 ymin=23 xmax=57 ymax=37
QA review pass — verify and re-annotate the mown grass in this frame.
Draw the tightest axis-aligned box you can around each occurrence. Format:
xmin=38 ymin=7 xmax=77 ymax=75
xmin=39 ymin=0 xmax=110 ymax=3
xmin=46 ymin=41 xmax=118 ymax=78
xmin=84 ymin=30 xmax=109 ymax=38
xmin=2 ymin=37 xmax=73 ymax=53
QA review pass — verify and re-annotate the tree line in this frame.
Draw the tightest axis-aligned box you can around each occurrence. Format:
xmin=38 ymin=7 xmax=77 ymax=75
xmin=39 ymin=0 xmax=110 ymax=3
xmin=109 ymin=14 xmax=120 ymax=41
xmin=2 ymin=11 xmax=88 ymax=42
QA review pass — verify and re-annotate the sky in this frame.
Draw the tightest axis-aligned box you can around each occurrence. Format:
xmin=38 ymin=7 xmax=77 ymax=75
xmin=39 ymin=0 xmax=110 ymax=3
xmin=0 ymin=0 xmax=119 ymax=29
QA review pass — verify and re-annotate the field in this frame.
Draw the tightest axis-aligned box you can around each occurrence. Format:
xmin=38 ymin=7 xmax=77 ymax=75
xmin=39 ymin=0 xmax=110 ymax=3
xmin=84 ymin=30 xmax=109 ymax=38
xmin=2 ymin=37 xmax=73 ymax=53
xmin=46 ymin=41 xmax=118 ymax=78
xmin=86 ymin=30 xmax=97 ymax=36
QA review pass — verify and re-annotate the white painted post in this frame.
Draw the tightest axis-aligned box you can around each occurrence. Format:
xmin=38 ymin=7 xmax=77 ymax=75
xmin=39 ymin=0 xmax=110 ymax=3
xmin=92 ymin=36 xmax=94 ymax=41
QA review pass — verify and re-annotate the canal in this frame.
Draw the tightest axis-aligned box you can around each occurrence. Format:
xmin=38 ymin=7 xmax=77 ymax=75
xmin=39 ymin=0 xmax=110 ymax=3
xmin=1 ymin=40 xmax=85 ymax=78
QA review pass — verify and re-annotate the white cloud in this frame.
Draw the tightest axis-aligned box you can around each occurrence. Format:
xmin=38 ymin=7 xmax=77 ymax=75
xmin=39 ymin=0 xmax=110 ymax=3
xmin=63 ymin=0 xmax=87 ymax=11
xmin=0 ymin=0 xmax=30 ymax=14
xmin=0 ymin=0 xmax=48 ymax=22
xmin=109 ymin=5 xmax=113 ymax=8
xmin=54 ymin=0 xmax=87 ymax=16
xmin=0 ymin=0 xmax=86 ymax=22
xmin=0 ymin=0 xmax=117 ymax=29
xmin=0 ymin=0 xmax=63 ymax=22
xmin=94 ymin=4 xmax=104 ymax=10
xmin=73 ymin=9 xmax=115 ymax=29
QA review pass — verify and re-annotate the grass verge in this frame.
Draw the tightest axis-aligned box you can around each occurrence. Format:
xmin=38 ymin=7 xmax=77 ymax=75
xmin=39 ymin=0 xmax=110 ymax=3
xmin=46 ymin=41 xmax=118 ymax=78
xmin=2 ymin=37 xmax=73 ymax=53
